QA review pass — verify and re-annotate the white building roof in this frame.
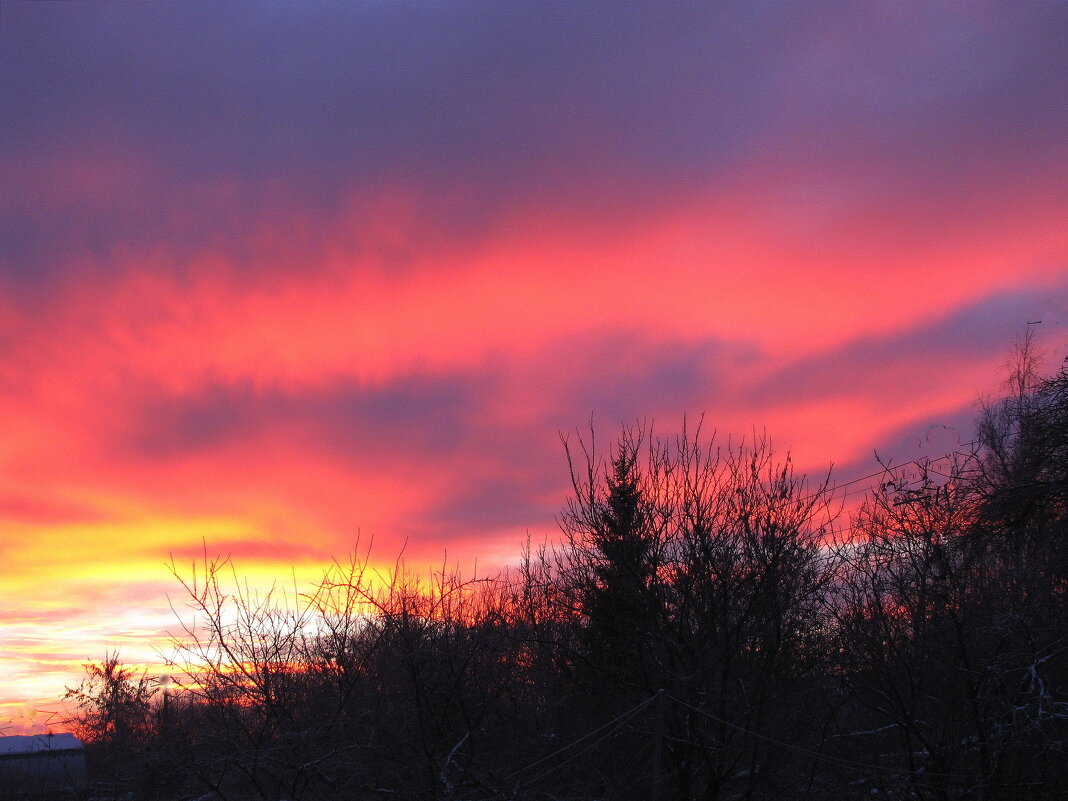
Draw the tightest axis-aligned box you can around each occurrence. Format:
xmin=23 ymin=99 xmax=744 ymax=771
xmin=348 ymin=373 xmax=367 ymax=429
xmin=0 ymin=733 xmax=84 ymax=756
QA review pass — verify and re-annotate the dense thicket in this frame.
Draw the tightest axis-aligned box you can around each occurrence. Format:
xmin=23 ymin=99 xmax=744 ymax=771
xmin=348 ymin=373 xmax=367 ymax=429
xmin=61 ymin=361 xmax=1068 ymax=801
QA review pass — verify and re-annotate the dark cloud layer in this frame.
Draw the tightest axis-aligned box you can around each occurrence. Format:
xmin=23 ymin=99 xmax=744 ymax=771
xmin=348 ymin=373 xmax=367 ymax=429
xmin=3 ymin=3 xmax=764 ymax=181
xmin=5 ymin=2 xmax=1067 ymax=290
xmin=122 ymin=372 xmax=493 ymax=463
xmin=744 ymin=281 xmax=1068 ymax=411
xmin=110 ymin=330 xmax=743 ymax=539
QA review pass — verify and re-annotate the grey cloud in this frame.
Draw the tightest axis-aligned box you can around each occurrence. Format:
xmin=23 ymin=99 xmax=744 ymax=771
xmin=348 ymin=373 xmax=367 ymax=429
xmin=743 ymin=282 xmax=1068 ymax=411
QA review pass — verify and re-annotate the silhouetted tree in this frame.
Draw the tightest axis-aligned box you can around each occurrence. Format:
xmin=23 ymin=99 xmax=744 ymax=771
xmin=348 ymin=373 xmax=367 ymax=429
xmin=64 ymin=651 xmax=157 ymax=791
xmin=554 ymin=422 xmax=838 ymax=800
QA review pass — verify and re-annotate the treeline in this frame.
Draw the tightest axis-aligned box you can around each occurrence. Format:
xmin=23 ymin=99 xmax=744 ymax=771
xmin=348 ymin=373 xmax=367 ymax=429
xmin=64 ymin=356 xmax=1068 ymax=801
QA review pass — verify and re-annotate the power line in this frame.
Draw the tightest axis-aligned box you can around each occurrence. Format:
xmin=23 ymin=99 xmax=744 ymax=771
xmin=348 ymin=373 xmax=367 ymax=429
xmin=514 ymin=702 xmax=652 ymax=791
xmin=664 ymin=692 xmax=982 ymax=788
xmin=489 ymin=689 xmax=988 ymax=796
xmin=799 ymin=425 xmax=1022 ymax=509
xmin=812 ymin=442 xmax=980 ymax=505
xmin=503 ymin=693 xmax=658 ymax=786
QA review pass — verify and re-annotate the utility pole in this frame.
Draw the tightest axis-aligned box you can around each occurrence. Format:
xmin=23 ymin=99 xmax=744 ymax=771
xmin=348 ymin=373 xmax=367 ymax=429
xmin=652 ymin=689 xmax=665 ymax=801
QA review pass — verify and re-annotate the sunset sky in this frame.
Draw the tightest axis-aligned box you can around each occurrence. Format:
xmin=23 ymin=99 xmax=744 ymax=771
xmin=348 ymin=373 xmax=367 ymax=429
xmin=2 ymin=1 xmax=1067 ymax=732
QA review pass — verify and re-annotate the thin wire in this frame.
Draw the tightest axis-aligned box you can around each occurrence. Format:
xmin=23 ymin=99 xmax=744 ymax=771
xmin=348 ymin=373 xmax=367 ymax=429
xmin=802 ymin=426 xmax=1020 ymax=508
xmin=504 ymin=692 xmax=659 ymax=783
xmin=665 ymin=692 xmax=979 ymax=786
xmin=513 ymin=698 xmax=655 ymax=790
xmin=818 ymin=449 xmax=973 ymax=505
